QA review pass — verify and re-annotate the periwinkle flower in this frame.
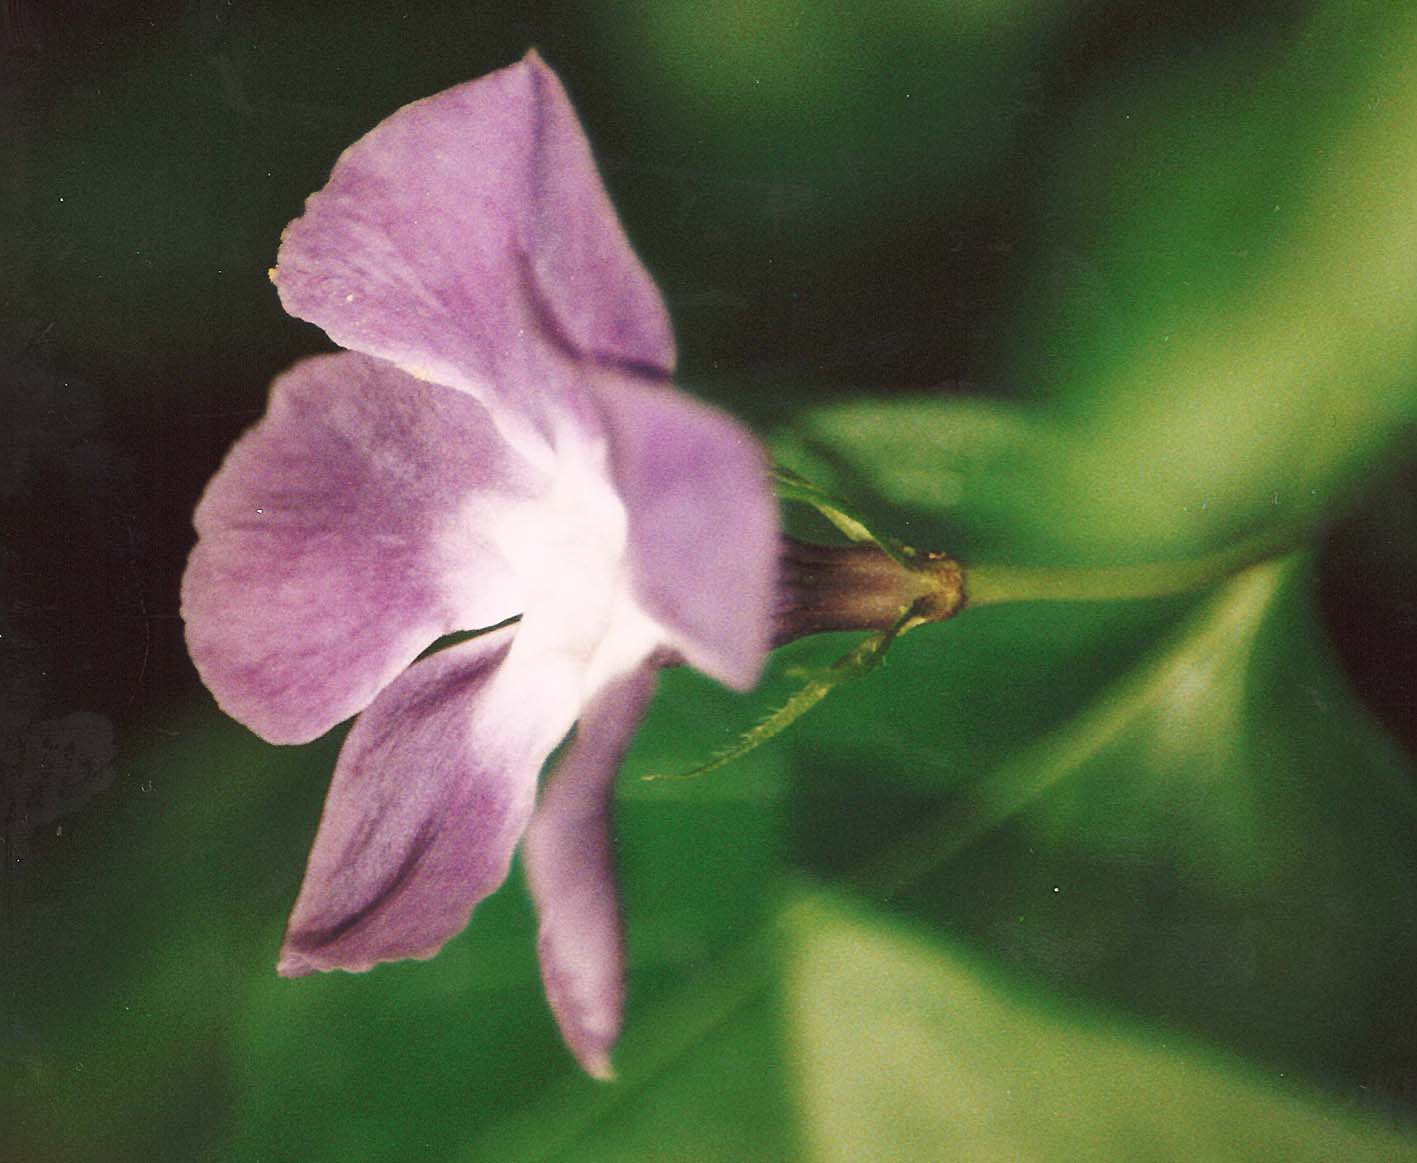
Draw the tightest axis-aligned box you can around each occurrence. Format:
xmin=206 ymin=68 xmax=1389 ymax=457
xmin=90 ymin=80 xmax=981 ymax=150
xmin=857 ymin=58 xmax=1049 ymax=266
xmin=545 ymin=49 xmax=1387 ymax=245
xmin=181 ymin=52 xmax=777 ymax=1078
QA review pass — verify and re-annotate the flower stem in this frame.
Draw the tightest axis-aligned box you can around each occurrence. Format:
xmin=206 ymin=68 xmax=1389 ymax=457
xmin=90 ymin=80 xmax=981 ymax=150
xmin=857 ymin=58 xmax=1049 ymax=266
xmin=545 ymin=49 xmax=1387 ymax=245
xmin=962 ymin=522 xmax=1313 ymax=607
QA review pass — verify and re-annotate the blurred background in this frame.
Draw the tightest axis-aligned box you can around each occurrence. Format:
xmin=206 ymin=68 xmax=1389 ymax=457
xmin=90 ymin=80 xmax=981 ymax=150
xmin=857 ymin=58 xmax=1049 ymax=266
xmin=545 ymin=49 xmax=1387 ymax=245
xmin=4 ymin=2 xmax=1416 ymax=1159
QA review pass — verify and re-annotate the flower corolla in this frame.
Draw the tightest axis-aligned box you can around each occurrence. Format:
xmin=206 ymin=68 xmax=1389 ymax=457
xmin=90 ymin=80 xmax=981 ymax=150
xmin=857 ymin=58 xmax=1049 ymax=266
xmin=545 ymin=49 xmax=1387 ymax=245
xmin=180 ymin=52 xmax=777 ymax=1078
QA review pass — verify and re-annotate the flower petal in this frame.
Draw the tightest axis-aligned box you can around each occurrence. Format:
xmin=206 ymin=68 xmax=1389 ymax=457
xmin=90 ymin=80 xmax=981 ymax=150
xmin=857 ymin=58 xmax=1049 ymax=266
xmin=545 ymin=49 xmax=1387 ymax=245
xmin=522 ymin=664 xmax=657 ymax=1079
xmin=590 ymin=372 xmax=778 ymax=690
xmin=278 ymin=625 xmax=579 ymax=976
xmin=182 ymin=351 xmax=539 ymax=744
xmin=273 ymin=52 xmax=674 ymax=423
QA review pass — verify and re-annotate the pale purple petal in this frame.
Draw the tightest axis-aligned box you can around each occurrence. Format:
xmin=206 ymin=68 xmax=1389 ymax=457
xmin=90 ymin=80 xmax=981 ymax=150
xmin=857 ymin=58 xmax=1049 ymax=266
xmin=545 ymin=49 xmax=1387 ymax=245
xmin=589 ymin=372 xmax=778 ymax=690
xmin=523 ymin=665 xmax=656 ymax=1079
xmin=279 ymin=625 xmax=581 ymax=976
xmin=273 ymin=51 xmax=674 ymax=427
xmin=182 ymin=351 xmax=540 ymax=744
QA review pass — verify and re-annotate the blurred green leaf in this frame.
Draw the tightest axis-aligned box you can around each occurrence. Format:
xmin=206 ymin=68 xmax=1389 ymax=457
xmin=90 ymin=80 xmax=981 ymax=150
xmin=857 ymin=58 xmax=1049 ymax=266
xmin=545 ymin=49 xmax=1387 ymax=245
xmin=771 ymin=394 xmax=1050 ymax=562
xmin=2 ymin=710 xmax=330 ymax=1160
xmin=783 ymin=890 xmax=1417 ymax=1162
xmin=791 ymin=555 xmax=1417 ymax=1100
xmin=763 ymin=8 xmax=1417 ymax=569
xmin=990 ymin=4 xmax=1417 ymax=562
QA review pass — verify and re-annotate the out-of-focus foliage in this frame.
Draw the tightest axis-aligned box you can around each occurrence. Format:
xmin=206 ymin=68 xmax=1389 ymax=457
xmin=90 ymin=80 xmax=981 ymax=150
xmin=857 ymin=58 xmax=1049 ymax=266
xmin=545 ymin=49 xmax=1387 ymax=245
xmin=4 ymin=1 xmax=1416 ymax=1160
xmin=785 ymin=892 xmax=1417 ymax=1162
xmin=989 ymin=4 xmax=1417 ymax=564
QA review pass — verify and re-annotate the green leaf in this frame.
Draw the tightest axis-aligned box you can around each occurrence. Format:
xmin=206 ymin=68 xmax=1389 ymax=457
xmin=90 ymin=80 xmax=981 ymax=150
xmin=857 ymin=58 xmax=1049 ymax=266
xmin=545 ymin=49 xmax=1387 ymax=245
xmin=991 ymin=5 xmax=1417 ymax=562
xmin=769 ymin=9 xmax=1417 ymax=570
xmin=792 ymin=557 xmax=1417 ymax=1095
xmin=771 ymin=395 xmax=1047 ymax=563
xmin=783 ymin=890 xmax=1417 ymax=1162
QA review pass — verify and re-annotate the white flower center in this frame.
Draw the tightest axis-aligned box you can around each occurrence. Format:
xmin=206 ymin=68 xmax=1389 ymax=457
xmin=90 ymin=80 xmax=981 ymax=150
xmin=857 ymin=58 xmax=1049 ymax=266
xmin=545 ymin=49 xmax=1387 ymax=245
xmin=489 ymin=439 xmax=661 ymax=711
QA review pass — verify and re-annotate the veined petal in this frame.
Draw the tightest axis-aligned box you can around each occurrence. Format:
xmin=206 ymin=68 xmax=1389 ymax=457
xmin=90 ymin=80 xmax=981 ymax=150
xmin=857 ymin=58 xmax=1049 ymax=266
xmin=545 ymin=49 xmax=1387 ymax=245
xmin=278 ymin=625 xmax=579 ymax=976
xmin=273 ymin=51 xmax=674 ymax=427
xmin=523 ymin=665 xmax=657 ymax=1079
xmin=181 ymin=352 xmax=539 ymax=745
xmin=590 ymin=372 xmax=778 ymax=690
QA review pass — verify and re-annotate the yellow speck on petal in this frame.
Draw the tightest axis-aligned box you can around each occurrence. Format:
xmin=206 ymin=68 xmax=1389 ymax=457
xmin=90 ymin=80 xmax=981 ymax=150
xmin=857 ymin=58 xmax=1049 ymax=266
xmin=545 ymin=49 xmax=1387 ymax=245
xmin=345 ymin=292 xmax=356 ymax=303
xmin=267 ymin=267 xmax=278 ymax=285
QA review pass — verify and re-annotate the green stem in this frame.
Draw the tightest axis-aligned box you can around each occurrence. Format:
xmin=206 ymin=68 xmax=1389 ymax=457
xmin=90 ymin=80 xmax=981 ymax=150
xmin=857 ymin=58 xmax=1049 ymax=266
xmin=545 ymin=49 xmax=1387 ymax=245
xmin=963 ymin=522 xmax=1314 ymax=607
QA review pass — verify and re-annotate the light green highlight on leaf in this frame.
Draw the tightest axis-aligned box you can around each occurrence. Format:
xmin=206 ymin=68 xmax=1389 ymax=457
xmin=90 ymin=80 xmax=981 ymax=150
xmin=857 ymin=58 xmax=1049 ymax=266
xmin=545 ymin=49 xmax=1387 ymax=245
xmin=783 ymin=891 xmax=1417 ymax=1163
xmin=995 ymin=5 xmax=1417 ymax=560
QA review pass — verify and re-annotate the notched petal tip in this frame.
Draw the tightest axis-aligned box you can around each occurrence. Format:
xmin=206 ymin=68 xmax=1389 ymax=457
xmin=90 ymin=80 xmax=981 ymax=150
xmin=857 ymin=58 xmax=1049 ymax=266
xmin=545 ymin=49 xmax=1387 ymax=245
xmin=582 ymin=1052 xmax=617 ymax=1083
xmin=534 ymin=920 xmax=626 ymax=1080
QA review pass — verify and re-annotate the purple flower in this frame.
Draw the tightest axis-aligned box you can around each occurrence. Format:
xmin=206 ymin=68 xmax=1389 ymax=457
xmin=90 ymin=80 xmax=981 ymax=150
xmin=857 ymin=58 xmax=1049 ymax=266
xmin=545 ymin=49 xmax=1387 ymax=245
xmin=181 ymin=52 xmax=777 ymax=1078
